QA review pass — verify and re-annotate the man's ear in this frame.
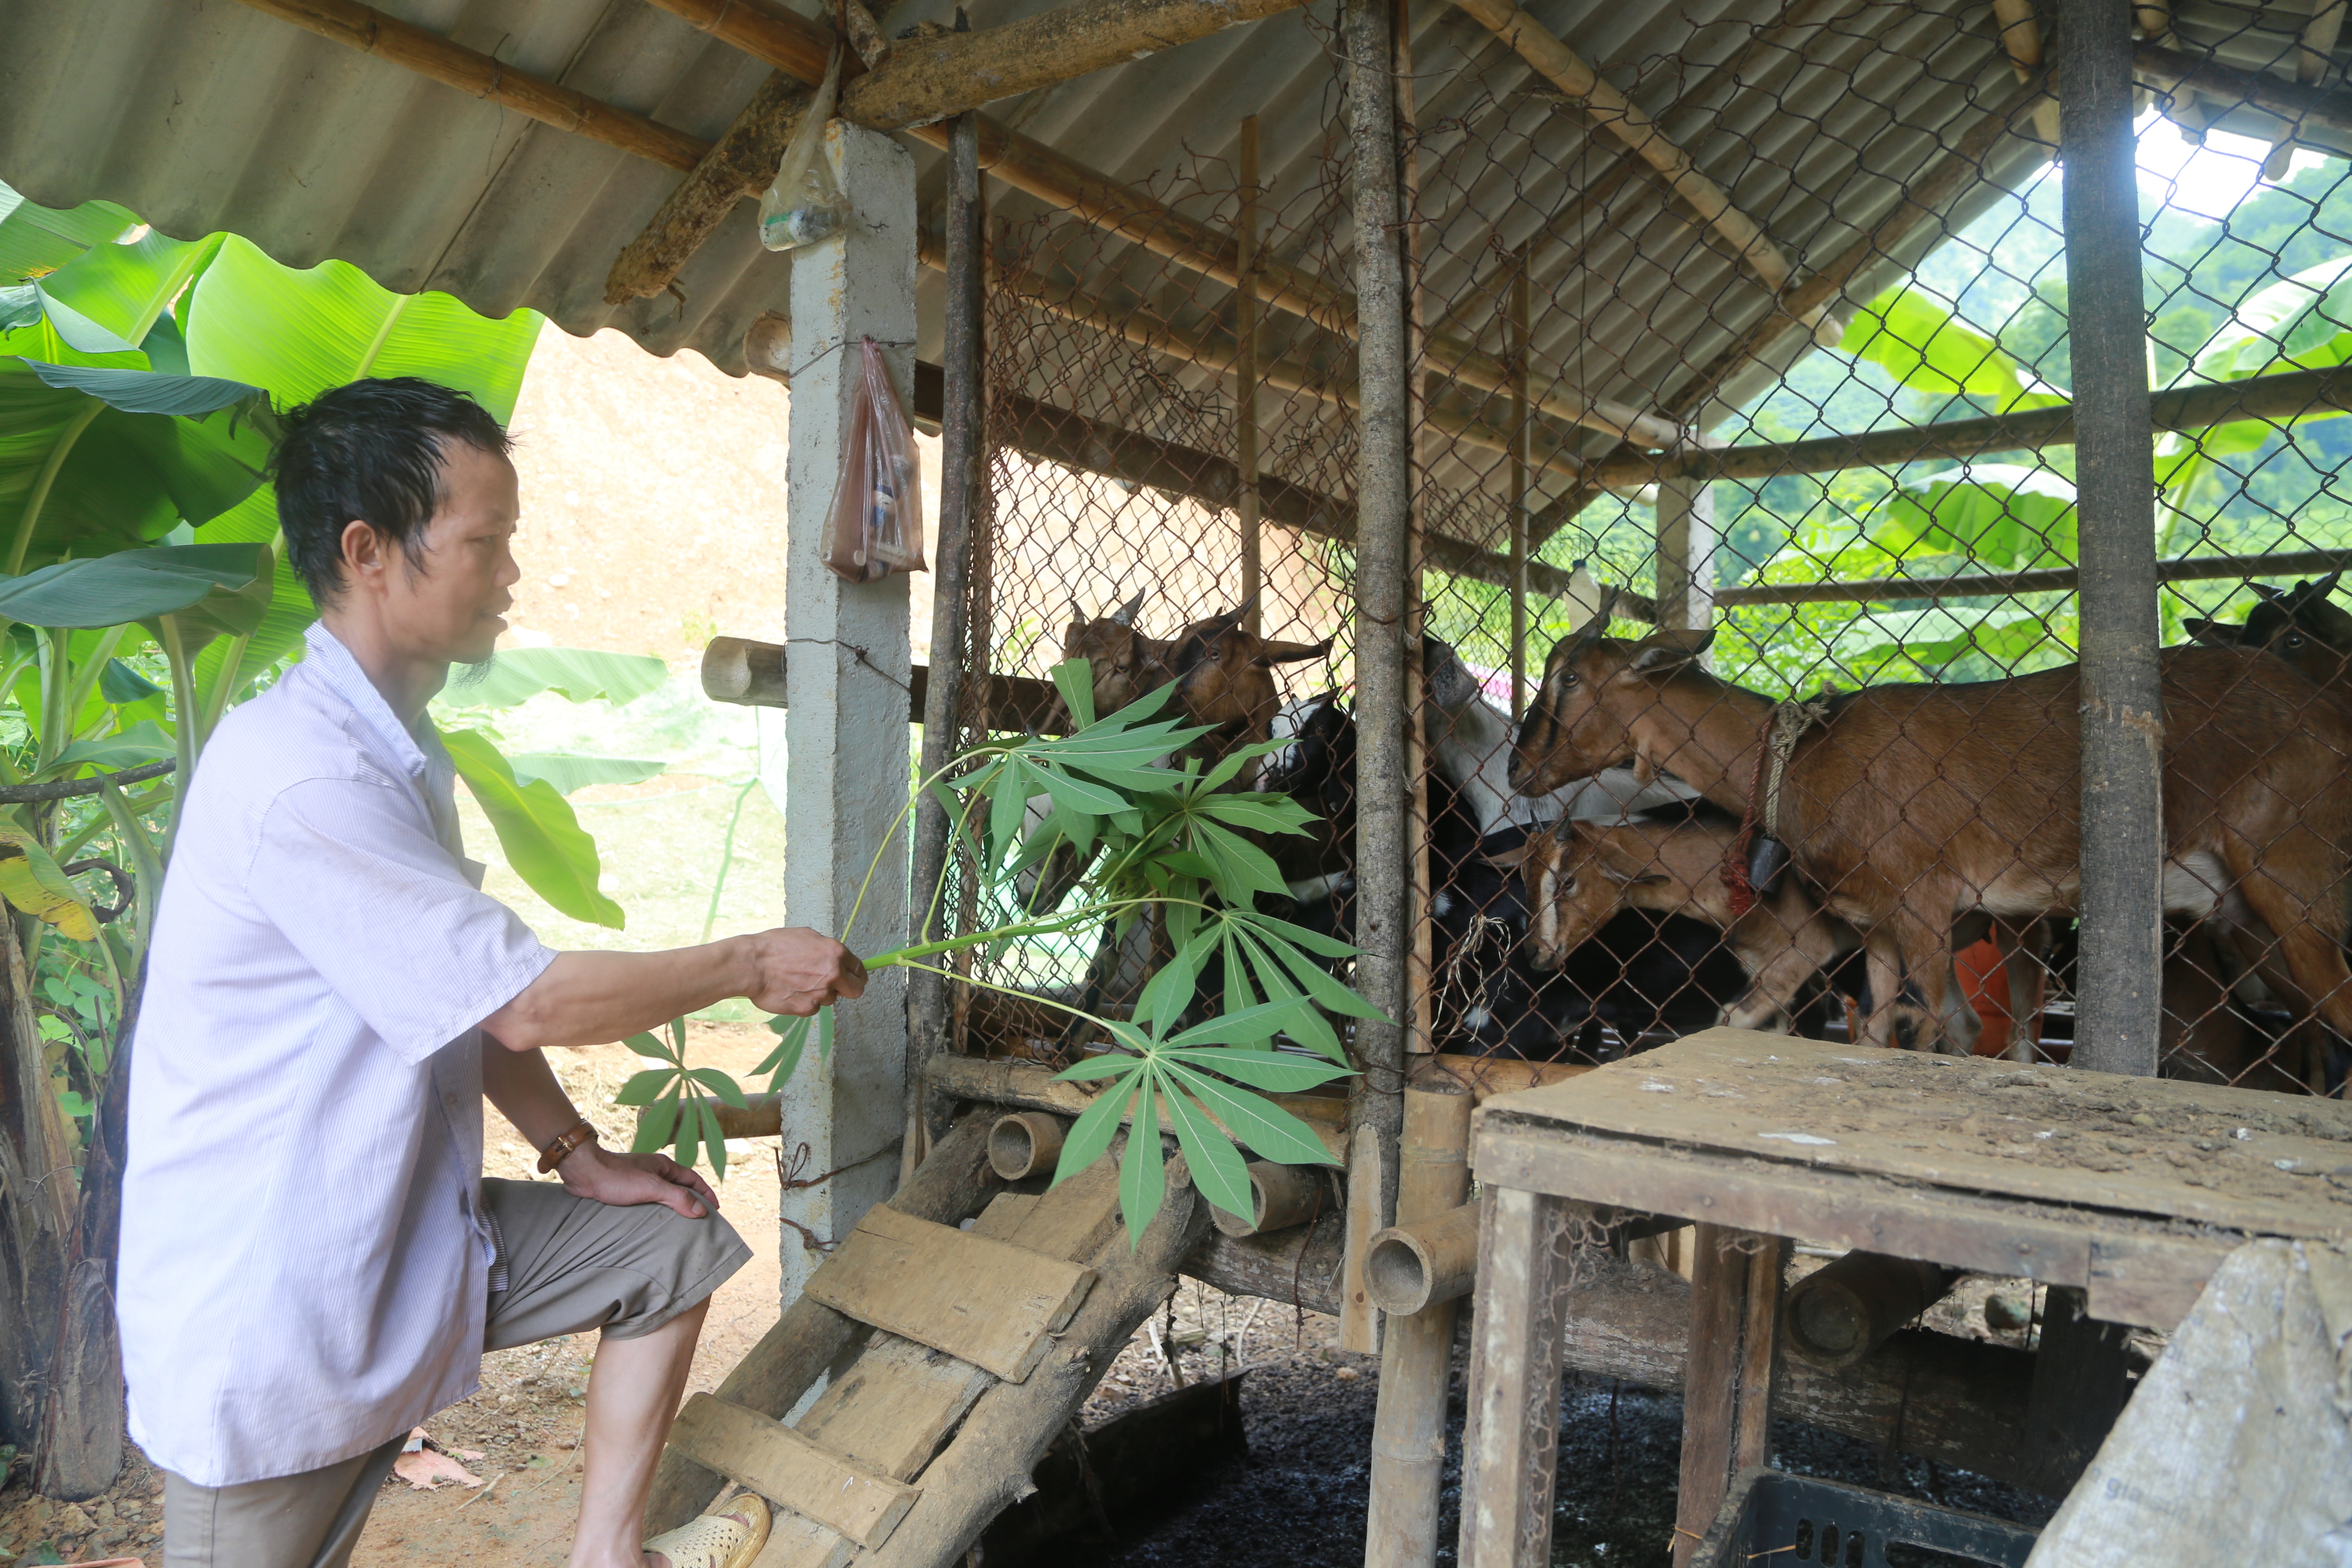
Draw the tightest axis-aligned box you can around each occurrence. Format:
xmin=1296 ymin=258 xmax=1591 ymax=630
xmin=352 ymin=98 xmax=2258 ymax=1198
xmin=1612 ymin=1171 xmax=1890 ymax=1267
xmin=340 ymin=519 xmax=387 ymax=584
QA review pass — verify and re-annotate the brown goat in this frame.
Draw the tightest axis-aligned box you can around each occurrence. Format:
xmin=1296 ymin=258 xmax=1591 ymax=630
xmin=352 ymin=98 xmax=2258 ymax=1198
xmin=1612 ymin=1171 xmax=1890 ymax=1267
xmin=1059 ymin=590 xmax=1176 ymax=721
xmin=1495 ymin=817 xmax=1863 ymax=1031
xmin=1510 ymin=625 xmax=2352 ymax=1055
xmin=1165 ymin=602 xmax=1331 ymax=775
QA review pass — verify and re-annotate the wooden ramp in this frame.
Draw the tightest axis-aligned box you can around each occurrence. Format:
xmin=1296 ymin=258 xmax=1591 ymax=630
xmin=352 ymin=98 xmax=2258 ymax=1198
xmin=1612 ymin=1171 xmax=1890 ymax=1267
xmin=642 ymin=1111 xmax=1208 ymax=1568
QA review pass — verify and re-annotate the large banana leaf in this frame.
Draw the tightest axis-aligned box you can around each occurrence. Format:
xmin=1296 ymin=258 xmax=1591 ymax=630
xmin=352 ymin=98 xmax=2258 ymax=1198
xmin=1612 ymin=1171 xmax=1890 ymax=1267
xmin=1841 ymin=284 xmax=2065 ymax=413
xmin=449 ymin=647 xmax=669 ymax=709
xmin=508 ymin=753 xmax=667 ymax=794
xmin=0 ymin=180 xmax=138 ymax=287
xmin=0 ymin=360 xmax=275 ymax=573
xmin=0 ymin=543 xmax=267 ymax=629
xmin=184 ymin=237 xmax=543 ymax=685
xmin=37 ymin=229 xmax=223 ymax=352
xmin=1870 ymin=463 xmax=2077 ymax=572
xmin=440 ymin=726 xmax=624 ymax=929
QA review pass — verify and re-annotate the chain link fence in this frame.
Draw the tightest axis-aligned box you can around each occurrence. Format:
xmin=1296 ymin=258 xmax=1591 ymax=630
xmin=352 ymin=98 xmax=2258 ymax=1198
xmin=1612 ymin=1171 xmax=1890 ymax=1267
xmin=933 ymin=0 xmax=2352 ymax=1098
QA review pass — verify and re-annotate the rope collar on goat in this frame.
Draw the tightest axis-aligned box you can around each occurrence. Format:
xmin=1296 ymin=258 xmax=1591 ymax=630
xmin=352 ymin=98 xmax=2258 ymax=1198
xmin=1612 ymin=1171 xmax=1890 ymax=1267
xmin=1722 ymin=691 xmax=1836 ymax=916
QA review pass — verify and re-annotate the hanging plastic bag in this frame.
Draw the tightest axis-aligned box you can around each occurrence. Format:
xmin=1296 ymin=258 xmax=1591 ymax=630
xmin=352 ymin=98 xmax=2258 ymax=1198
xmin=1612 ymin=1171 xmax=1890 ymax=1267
xmin=823 ymin=337 xmax=928 ymax=583
xmin=759 ymin=45 xmax=849 ymax=252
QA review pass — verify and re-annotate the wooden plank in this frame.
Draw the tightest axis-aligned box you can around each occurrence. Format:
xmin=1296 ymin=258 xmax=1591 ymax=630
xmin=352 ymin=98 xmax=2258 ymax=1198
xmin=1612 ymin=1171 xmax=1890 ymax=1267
xmin=1455 ymin=1187 xmax=1570 ymax=1568
xmin=1482 ymin=1030 xmax=2352 ymax=1240
xmin=668 ymin=1394 xmax=920 ymax=1548
xmin=968 ymin=1193 xmax=1038 ymax=1242
xmin=998 ymin=1152 xmax=1125 ymax=1261
xmin=807 ymin=1207 xmax=1097 ymax=1381
xmin=2018 ymin=1286 xmax=2140 ymax=1495
xmin=1673 ymin=1227 xmax=1783 ymax=1568
xmin=792 ymin=1335 xmax=994 ymax=1483
xmin=749 ymin=1510 xmax=854 ymax=1568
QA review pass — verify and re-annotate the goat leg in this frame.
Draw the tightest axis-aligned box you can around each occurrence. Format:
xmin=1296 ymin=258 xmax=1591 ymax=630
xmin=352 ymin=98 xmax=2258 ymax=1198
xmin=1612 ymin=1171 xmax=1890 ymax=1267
xmin=1991 ymin=917 xmax=2048 ymax=1063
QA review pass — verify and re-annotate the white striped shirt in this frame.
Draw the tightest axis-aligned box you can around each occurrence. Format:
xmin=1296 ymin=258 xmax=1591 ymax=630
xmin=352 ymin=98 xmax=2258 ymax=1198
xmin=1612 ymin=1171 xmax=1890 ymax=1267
xmin=119 ymin=624 xmax=554 ymax=1486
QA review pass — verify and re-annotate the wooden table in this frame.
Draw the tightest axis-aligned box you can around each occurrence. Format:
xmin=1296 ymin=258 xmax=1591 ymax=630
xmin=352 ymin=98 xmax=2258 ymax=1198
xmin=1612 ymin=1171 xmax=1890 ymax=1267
xmin=1453 ymin=1028 xmax=2352 ymax=1568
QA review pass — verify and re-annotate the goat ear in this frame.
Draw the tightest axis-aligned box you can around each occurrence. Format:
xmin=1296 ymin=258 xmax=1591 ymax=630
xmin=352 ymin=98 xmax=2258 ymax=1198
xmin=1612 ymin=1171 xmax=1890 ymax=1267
xmin=2185 ymin=617 xmax=2236 ymax=646
xmin=1111 ymin=590 xmax=1145 ymax=627
xmin=1600 ymin=867 xmax=1670 ymax=888
xmin=2320 ymin=570 xmax=2344 ymax=598
xmin=1483 ymin=842 xmax=1534 ymax=870
xmin=2251 ymin=581 xmax=2287 ymax=604
xmin=1258 ymin=637 xmax=1333 ymax=667
xmin=1628 ymin=629 xmax=1714 ymax=673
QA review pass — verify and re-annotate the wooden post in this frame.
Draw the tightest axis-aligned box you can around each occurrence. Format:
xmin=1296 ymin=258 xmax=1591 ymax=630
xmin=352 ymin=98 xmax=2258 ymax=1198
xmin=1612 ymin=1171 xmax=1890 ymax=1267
xmin=1341 ymin=0 xmax=1412 ymax=1352
xmin=1654 ymin=474 xmax=1716 ymax=633
xmin=903 ymin=68 xmax=985 ymax=1187
xmin=1672 ymin=1226 xmax=1785 ymax=1568
xmin=1455 ymin=1187 xmax=1568 ymax=1568
xmin=780 ymin=120 xmax=919 ymax=1300
xmin=1236 ymin=115 xmax=1263 ymax=637
xmin=1398 ymin=0 xmax=1436 ymax=1067
xmin=2061 ymin=0 xmax=2163 ymax=1078
xmin=1365 ymin=1082 xmax=1474 ymax=1568
xmin=1508 ymin=247 xmax=1531 ymax=721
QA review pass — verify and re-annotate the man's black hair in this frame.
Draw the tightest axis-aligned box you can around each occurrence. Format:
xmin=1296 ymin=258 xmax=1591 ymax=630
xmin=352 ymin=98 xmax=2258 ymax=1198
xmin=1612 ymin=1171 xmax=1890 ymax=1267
xmin=269 ymin=377 xmax=514 ymax=606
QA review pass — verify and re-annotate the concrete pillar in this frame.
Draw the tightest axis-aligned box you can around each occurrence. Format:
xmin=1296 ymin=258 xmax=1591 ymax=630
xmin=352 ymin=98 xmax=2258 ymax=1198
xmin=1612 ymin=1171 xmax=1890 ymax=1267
xmin=779 ymin=120 xmax=917 ymax=1301
xmin=1656 ymin=476 xmax=1717 ymax=633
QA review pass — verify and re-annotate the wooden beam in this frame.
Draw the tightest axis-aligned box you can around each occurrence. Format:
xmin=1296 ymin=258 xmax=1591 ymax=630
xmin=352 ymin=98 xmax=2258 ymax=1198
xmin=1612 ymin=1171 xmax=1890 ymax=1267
xmin=1596 ymin=362 xmax=2352 ymax=489
xmin=225 ymin=0 xmax=713 ymax=171
xmin=839 ymin=0 xmax=1311 ymax=131
xmin=605 ymin=72 xmax=812 ymax=303
xmin=1438 ymin=0 xmax=1790 ymax=294
xmin=2136 ymin=41 xmax=2352 ymax=137
xmin=1715 ymin=544 xmax=2352 ymax=609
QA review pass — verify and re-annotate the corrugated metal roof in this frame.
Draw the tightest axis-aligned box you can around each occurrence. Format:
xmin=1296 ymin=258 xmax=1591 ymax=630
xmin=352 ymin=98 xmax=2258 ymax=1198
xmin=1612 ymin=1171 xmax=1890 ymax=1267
xmin=1 ymin=0 xmax=2331 ymax=488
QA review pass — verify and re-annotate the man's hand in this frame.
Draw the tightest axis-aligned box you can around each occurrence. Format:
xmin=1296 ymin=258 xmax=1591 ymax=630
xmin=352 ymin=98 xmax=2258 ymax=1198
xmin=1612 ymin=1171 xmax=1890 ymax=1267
xmin=742 ymin=927 xmax=867 ymax=1017
xmin=557 ymin=1142 xmax=719 ymax=1219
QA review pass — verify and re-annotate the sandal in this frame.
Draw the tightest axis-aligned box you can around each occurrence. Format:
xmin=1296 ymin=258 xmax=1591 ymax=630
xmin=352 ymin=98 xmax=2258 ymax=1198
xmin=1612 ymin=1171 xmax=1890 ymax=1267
xmin=643 ymin=1492 xmax=771 ymax=1568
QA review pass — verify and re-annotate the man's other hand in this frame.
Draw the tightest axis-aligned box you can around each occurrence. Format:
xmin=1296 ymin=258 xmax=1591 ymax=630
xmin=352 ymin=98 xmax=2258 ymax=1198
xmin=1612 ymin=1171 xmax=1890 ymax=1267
xmin=559 ymin=1143 xmax=719 ymax=1219
xmin=744 ymin=927 xmax=867 ymax=1017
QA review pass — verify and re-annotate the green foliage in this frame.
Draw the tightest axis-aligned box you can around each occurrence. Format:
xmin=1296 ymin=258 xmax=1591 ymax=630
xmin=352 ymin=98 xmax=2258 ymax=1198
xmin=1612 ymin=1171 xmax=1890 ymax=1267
xmin=439 ymin=727 xmax=625 ymax=930
xmin=455 ymin=647 xmax=669 ymax=708
xmin=1840 ymin=283 xmax=2065 ymax=414
xmin=620 ymin=1017 xmax=747 ymax=1180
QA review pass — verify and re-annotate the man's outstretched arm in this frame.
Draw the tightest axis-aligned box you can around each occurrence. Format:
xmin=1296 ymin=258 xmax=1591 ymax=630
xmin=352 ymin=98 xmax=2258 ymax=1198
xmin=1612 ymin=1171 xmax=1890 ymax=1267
xmin=482 ymin=927 xmax=866 ymax=1053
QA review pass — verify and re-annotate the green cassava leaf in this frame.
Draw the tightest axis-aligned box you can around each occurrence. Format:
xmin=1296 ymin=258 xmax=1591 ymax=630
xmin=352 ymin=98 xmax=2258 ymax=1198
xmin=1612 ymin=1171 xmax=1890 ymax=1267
xmin=699 ymin=1098 xmax=728 ymax=1180
xmin=1049 ymin=655 xmax=1096 ymax=731
xmin=615 ymin=1068 xmax=678 ymax=1106
xmin=1053 ymin=1069 xmax=1137 ymax=1186
xmin=624 ymin=1031 xmax=675 ymax=1061
xmin=1163 ymin=1060 xmax=1343 ymax=1166
xmin=634 ymin=1093 xmax=682 ymax=1153
xmin=1156 ymin=1076 xmax=1255 ymax=1222
xmin=759 ymin=1012 xmax=810 ymax=1091
xmin=1160 ymin=1046 xmax=1354 ymax=1092
xmin=1119 ymin=1077 xmax=1166 ymax=1243
xmin=687 ymin=1067 xmax=749 ymax=1108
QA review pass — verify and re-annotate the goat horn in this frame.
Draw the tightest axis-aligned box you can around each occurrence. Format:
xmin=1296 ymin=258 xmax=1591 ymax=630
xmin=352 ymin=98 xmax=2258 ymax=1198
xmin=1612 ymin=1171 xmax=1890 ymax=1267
xmin=1111 ymin=590 xmax=1145 ymax=626
xmin=2320 ymin=570 xmax=2344 ymax=597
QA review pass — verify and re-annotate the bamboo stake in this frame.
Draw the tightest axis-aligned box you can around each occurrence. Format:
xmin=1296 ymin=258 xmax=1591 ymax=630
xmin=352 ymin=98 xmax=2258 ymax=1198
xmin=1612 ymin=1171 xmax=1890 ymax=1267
xmin=1237 ymin=117 xmax=1264 ymax=636
xmin=1366 ymin=1082 xmax=1474 ymax=1568
xmin=1508 ymin=247 xmax=1531 ymax=722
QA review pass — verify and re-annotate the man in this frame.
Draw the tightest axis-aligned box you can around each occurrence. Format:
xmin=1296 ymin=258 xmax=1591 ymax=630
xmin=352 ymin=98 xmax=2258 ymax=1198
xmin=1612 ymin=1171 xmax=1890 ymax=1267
xmin=118 ymin=376 xmax=865 ymax=1568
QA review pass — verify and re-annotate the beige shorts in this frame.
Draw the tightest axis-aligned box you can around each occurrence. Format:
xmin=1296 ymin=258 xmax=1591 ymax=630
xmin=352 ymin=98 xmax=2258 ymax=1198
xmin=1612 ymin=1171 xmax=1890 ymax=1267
xmin=161 ymin=1176 xmax=749 ymax=1568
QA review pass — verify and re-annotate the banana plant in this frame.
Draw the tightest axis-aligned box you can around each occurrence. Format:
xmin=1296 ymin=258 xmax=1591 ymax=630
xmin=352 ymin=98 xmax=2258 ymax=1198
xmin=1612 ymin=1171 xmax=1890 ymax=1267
xmin=621 ymin=659 xmax=1372 ymax=1242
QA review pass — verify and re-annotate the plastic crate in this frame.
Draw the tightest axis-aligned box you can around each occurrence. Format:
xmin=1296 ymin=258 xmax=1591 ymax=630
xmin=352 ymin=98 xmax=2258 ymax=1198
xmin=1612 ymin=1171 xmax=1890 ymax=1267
xmin=1689 ymin=1468 xmax=2039 ymax=1568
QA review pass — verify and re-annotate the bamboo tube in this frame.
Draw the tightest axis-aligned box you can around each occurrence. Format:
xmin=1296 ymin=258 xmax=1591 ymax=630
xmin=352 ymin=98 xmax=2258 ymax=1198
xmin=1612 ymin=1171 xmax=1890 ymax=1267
xmin=1236 ymin=116 xmax=1263 ymax=637
xmin=1782 ymin=1252 xmax=1960 ymax=1371
xmin=986 ymin=1112 xmax=1067 ymax=1180
xmin=1365 ymin=1080 xmax=1475 ymax=1568
xmin=1209 ymin=1161 xmax=1327 ymax=1239
xmin=1364 ymin=1201 xmax=1479 ymax=1314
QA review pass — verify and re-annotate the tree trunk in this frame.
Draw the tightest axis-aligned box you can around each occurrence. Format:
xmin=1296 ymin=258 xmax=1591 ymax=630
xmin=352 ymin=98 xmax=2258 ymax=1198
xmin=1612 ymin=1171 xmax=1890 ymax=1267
xmin=0 ymin=913 xmax=78 ymax=1455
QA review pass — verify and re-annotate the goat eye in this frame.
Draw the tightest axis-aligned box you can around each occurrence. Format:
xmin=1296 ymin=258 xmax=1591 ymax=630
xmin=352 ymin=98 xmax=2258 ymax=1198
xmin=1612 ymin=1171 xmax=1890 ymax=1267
xmin=2288 ymin=633 xmax=2307 ymax=648
xmin=1560 ymin=672 xmax=1579 ymax=687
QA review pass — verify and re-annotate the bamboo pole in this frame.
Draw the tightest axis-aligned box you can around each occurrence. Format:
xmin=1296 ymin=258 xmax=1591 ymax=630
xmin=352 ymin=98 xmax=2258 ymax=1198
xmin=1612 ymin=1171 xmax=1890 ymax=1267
xmin=1436 ymin=0 xmax=1791 ymax=293
xmin=2136 ymin=42 xmax=2352 ymax=139
xmin=1366 ymin=1081 xmax=1474 ymax=1568
xmin=1508 ymin=248 xmax=1531 ymax=721
xmin=1237 ymin=117 xmax=1264 ymax=637
xmin=1342 ymin=0 xmax=1412 ymax=1355
xmin=902 ymin=83 xmax=987 ymax=1186
xmin=1589 ymin=362 xmax=2352 ymax=489
xmin=225 ymin=0 xmax=713 ymax=170
xmin=1713 ymin=544 xmax=2352 ymax=608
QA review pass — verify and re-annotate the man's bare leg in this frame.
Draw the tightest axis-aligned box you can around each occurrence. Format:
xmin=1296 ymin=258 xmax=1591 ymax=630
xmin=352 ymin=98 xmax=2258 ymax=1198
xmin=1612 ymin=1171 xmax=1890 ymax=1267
xmin=568 ymin=1298 xmax=710 ymax=1568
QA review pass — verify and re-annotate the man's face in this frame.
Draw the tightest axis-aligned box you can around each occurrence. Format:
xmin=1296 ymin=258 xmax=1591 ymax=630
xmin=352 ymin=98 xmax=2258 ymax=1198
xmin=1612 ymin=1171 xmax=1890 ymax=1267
xmin=375 ymin=441 xmax=521 ymax=666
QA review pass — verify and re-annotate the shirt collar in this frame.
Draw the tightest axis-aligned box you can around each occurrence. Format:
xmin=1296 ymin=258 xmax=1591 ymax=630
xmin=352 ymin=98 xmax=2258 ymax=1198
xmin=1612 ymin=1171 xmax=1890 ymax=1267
xmin=302 ymin=623 xmax=431 ymax=780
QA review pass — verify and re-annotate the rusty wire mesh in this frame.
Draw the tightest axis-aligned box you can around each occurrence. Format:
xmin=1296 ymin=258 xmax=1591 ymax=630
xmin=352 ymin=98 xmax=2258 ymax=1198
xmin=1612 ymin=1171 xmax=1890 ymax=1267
xmin=943 ymin=0 xmax=2352 ymax=1098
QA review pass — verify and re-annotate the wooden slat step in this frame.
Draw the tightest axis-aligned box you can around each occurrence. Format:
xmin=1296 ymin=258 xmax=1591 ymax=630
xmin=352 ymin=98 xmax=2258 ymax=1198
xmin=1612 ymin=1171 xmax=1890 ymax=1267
xmin=749 ymin=1507 xmax=854 ymax=1568
xmin=970 ymin=1155 xmax=1123 ymax=1261
xmin=794 ymin=1333 xmax=993 ymax=1481
xmin=669 ymin=1393 xmax=920 ymax=1549
xmin=806 ymin=1206 xmax=1097 ymax=1382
